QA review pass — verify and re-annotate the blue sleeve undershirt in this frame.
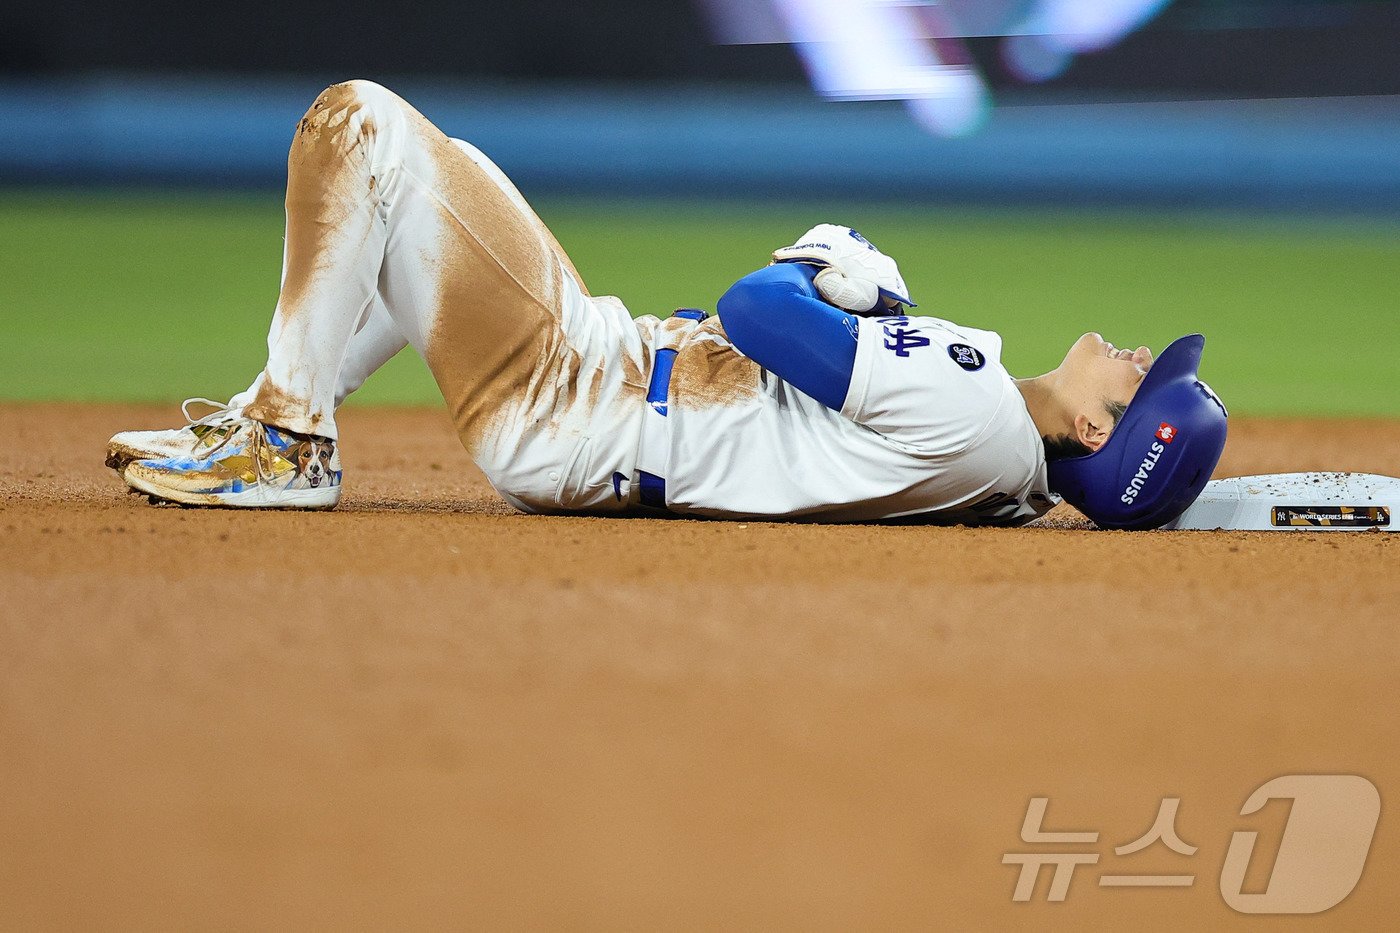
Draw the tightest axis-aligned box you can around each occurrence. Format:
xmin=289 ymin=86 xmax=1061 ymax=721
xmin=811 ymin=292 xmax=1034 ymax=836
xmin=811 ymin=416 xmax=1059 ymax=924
xmin=715 ymin=263 xmax=859 ymax=411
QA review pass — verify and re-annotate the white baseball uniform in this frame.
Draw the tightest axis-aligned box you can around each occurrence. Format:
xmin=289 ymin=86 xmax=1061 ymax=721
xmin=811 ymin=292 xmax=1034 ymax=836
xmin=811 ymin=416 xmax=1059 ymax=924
xmin=234 ymin=80 xmax=1056 ymax=526
xmin=648 ymin=314 xmax=1055 ymax=523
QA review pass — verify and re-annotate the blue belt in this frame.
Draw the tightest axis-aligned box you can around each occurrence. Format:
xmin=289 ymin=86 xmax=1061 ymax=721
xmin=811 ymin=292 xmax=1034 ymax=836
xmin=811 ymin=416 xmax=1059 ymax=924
xmin=637 ymin=308 xmax=707 ymax=509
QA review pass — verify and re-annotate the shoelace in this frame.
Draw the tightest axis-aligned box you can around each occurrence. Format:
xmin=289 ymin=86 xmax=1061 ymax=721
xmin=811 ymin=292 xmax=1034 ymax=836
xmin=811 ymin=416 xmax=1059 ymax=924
xmin=181 ymin=397 xmax=240 ymax=429
xmin=200 ymin=416 xmax=282 ymax=489
xmin=181 ymin=397 xmax=278 ymax=489
xmin=179 ymin=397 xmax=244 ymax=456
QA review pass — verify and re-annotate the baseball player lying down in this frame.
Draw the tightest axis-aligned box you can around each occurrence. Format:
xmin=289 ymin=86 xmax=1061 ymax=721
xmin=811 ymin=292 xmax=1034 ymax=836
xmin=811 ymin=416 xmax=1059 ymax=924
xmin=107 ymin=80 xmax=1228 ymax=530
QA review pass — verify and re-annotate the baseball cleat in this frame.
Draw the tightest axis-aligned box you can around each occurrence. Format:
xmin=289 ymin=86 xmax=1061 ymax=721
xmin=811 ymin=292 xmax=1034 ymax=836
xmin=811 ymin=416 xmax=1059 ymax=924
xmin=120 ymin=416 xmax=342 ymax=509
xmin=106 ymin=398 xmax=247 ymax=471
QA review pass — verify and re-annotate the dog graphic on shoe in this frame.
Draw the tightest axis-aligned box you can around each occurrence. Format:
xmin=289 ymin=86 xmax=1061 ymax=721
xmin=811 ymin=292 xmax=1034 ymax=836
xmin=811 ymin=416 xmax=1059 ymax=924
xmin=286 ymin=438 xmax=336 ymax=490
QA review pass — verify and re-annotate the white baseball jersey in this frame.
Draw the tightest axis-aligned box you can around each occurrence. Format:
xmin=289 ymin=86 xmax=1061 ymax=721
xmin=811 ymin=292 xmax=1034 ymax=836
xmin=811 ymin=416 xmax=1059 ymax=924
xmin=482 ymin=288 xmax=1056 ymax=525
xmin=656 ymin=313 xmax=1057 ymax=524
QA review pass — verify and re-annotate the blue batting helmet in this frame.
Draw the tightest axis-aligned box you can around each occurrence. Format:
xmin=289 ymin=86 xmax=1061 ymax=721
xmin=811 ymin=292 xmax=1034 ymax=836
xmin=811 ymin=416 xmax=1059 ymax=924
xmin=1046 ymin=334 xmax=1228 ymax=530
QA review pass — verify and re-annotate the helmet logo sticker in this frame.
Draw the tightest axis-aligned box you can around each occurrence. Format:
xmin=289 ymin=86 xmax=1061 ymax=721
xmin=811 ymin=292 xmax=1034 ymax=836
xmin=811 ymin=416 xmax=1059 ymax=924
xmin=1120 ymin=440 xmax=1167 ymax=505
xmin=948 ymin=344 xmax=985 ymax=372
xmin=1156 ymin=422 xmax=1178 ymax=444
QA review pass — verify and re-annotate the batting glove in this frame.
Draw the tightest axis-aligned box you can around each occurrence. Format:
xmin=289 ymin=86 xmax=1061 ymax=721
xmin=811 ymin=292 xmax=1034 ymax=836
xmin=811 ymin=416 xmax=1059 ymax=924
xmin=772 ymin=224 xmax=917 ymax=313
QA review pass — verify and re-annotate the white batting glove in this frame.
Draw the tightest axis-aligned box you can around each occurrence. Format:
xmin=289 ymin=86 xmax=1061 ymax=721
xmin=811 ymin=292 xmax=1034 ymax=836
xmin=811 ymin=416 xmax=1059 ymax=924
xmin=772 ymin=223 xmax=917 ymax=313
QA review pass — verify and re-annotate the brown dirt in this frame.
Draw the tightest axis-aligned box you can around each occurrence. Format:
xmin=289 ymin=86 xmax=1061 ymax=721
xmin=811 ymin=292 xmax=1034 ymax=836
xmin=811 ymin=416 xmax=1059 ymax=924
xmin=2 ymin=401 xmax=1399 ymax=930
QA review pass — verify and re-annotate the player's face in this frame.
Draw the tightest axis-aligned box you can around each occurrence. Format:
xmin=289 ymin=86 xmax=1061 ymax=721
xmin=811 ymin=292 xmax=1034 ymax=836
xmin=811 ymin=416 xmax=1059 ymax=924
xmin=1059 ymin=332 xmax=1154 ymax=442
xmin=1065 ymin=331 xmax=1154 ymax=398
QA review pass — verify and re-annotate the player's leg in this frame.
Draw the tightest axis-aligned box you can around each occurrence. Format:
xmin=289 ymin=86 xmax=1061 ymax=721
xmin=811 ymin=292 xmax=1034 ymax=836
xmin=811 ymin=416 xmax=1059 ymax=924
xmin=235 ymin=136 xmax=583 ymax=416
xmin=103 ymin=295 xmax=404 ymax=472
xmin=119 ymin=80 xmax=643 ymax=509
xmin=246 ymin=133 xmax=584 ymax=413
xmin=246 ymin=78 xmax=647 ymax=507
xmin=236 ymin=294 xmax=407 ymax=412
xmin=117 ymin=81 xmax=416 ymax=506
xmin=444 ymin=136 xmax=591 ymax=302
xmin=104 ymin=131 xmax=542 ymax=469
xmin=240 ymin=80 xmax=597 ymax=443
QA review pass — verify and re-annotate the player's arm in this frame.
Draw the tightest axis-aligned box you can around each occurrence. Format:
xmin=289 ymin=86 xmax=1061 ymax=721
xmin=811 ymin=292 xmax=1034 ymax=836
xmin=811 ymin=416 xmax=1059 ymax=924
xmin=717 ymin=224 xmax=917 ymax=411
xmin=717 ymin=262 xmax=859 ymax=411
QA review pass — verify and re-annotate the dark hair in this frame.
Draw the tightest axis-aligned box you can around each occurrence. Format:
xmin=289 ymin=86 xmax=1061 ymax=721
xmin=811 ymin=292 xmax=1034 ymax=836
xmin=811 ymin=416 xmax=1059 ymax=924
xmin=1042 ymin=400 xmax=1129 ymax=462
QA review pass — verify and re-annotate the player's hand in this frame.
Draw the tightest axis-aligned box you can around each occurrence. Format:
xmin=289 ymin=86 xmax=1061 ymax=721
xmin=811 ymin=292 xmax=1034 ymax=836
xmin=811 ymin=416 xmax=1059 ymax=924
xmin=772 ymin=224 xmax=916 ymax=313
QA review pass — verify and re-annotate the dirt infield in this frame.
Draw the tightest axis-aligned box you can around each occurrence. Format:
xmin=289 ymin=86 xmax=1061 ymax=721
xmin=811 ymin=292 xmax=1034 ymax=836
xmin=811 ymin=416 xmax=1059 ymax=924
xmin=3 ymin=401 xmax=1399 ymax=929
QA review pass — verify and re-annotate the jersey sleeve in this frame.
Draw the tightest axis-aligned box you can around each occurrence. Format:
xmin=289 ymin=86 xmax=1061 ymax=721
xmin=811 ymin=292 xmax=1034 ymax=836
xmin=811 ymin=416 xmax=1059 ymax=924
xmin=839 ymin=314 xmax=1004 ymax=452
xmin=716 ymin=263 xmax=859 ymax=411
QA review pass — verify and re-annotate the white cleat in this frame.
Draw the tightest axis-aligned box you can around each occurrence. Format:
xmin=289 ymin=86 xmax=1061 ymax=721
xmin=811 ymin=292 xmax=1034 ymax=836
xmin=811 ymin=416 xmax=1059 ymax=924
xmin=106 ymin=398 xmax=247 ymax=471
xmin=119 ymin=415 xmax=342 ymax=510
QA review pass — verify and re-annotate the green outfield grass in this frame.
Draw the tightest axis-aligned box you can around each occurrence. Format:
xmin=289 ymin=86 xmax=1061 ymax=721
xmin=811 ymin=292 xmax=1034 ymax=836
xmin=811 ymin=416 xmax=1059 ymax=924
xmin=4 ymin=190 xmax=1398 ymax=414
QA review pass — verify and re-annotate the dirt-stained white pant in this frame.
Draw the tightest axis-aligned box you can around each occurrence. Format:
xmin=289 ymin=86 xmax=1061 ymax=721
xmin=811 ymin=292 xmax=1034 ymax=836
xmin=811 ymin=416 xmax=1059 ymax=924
xmin=231 ymin=80 xmax=651 ymax=512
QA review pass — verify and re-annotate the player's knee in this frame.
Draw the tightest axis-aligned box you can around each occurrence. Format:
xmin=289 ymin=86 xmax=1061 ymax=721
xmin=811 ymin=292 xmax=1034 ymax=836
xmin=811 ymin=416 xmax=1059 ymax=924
xmin=339 ymin=79 xmax=395 ymax=106
xmin=294 ymin=81 xmax=406 ymax=157
xmin=304 ymin=80 xmax=394 ymax=123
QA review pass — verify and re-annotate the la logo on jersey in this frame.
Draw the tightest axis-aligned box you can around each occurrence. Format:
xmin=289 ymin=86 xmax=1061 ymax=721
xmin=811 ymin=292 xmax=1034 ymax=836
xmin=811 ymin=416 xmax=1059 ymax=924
xmin=879 ymin=317 xmax=931 ymax=357
xmin=1156 ymin=422 xmax=1178 ymax=444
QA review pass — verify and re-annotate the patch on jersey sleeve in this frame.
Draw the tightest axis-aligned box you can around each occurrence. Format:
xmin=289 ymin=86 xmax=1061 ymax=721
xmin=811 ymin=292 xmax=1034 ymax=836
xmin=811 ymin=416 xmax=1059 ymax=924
xmin=947 ymin=343 xmax=985 ymax=371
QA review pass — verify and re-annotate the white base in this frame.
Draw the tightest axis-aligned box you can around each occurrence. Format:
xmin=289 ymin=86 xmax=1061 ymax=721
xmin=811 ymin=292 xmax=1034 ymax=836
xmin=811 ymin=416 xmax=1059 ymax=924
xmin=1164 ymin=473 xmax=1399 ymax=531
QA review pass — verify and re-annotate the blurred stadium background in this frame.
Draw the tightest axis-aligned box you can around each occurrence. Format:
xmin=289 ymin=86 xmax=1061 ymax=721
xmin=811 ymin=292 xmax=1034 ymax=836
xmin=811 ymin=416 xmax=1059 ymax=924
xmin=4 ymin=0 xmax=1399 ymax=414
